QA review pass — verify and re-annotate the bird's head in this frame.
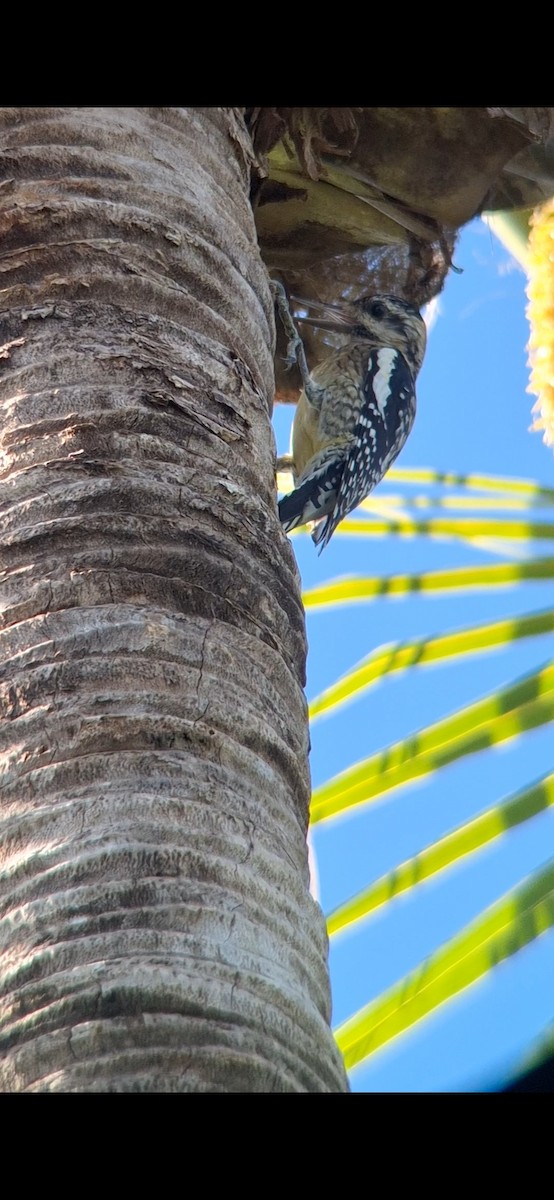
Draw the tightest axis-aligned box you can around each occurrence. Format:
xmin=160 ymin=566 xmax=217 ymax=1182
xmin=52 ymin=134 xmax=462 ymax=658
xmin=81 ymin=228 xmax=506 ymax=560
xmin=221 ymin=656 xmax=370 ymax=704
xmin=294 ymin=292 xmax=427 ymax=377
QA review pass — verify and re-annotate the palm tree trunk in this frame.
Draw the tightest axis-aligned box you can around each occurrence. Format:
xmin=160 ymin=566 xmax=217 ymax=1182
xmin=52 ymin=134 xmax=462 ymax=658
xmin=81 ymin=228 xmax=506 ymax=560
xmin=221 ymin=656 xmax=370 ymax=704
xmin=0 ymin=107 xmax=348 ymax=1092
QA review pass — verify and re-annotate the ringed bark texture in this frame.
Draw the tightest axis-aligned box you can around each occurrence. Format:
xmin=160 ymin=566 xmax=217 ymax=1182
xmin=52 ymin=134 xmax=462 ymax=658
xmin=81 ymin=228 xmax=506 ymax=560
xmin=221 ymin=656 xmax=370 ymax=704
xmin=0 ymin=107 xmax=348 ymax=1092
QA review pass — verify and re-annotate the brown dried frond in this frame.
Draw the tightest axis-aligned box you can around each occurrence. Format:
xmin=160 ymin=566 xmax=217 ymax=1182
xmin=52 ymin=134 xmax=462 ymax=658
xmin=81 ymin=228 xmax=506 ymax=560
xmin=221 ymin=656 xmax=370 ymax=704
xmin=282 ymin=108 xmax=363 ymax=180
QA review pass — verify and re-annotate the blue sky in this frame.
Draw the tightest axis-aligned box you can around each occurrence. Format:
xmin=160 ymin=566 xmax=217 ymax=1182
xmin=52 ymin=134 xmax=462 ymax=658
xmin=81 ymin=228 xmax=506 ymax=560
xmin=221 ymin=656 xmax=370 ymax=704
xmin=272 ymin=216 xmax=554 ymax=1093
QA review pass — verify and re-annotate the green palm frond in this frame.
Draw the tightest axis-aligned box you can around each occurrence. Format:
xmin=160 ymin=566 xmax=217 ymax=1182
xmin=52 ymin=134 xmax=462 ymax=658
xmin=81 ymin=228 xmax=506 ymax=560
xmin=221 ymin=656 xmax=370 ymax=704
xmin=303 ymin=464 xmax=554 ymax=1080
xmin=335 ymin=860 xmax=554 ymax=1072
xmin=327 ymin=770 xmax=554 ymax=937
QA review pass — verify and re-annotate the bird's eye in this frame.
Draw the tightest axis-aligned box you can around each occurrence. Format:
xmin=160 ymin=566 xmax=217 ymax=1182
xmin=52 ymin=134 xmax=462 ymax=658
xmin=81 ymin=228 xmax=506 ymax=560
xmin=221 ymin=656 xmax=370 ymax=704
xmin=367 ymin=300 xmax=386 ymax=319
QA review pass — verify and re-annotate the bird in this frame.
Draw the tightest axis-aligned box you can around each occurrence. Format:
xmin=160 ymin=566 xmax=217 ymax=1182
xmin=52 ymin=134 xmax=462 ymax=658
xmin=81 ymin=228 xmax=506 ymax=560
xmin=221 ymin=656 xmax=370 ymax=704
xmin=275 ymin=289 xmax=427 ymax=553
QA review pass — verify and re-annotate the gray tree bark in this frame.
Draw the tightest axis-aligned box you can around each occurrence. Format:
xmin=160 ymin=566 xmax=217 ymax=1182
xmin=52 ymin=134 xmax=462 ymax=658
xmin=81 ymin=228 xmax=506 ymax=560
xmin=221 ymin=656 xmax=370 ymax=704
xmin=0 ymin=107 xmax=348 ymax=1092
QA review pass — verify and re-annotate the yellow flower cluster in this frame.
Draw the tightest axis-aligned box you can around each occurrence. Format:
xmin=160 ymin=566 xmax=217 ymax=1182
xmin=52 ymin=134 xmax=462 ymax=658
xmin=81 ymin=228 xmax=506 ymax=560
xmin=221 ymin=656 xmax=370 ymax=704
xmin=527 ymin=198 xmax=554 ymax=449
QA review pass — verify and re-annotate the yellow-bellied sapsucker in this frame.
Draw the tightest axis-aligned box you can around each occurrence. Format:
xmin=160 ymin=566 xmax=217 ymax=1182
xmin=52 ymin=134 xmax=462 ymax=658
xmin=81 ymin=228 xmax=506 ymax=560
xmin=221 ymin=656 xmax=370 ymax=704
xmin=275 ymin=289 xmax=427 ymax=553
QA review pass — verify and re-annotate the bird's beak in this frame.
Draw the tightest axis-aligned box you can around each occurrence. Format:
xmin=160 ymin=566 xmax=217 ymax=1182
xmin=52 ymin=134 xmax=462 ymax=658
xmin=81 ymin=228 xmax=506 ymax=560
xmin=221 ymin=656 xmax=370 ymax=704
xmin=297 ymin=315 xmax=356 ymax=332
xmin=291 ymin=295 xmax=355 ymax=333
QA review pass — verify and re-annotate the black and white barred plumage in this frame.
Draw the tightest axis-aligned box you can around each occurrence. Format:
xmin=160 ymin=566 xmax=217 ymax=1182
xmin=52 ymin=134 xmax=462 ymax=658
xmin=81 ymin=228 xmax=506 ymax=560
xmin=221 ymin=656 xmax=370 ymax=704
xmin=277 ymin=294 xmax=427 ymax=553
